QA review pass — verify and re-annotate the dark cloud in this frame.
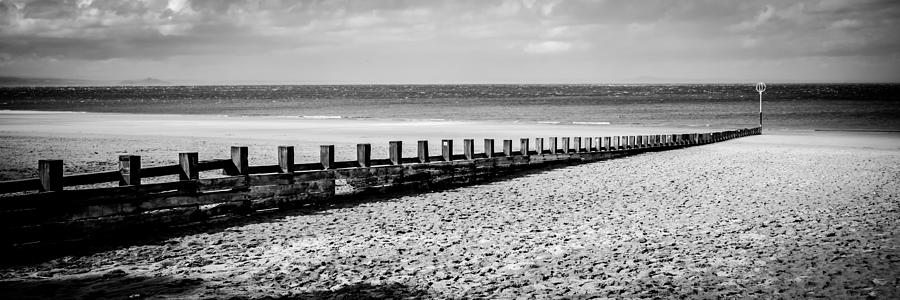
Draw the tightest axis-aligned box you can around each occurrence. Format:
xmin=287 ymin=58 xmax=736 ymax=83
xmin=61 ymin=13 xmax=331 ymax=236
xmin=0 ymin=0 xmax=898 ymax=82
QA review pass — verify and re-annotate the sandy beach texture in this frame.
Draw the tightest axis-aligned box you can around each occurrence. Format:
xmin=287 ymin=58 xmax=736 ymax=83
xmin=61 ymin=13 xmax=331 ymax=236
xmin=1 ymin=111 xmax=898 ymax=298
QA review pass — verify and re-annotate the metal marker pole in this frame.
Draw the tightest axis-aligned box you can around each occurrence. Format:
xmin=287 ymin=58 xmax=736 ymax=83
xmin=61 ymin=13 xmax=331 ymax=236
xmin=755 ymin=82 xmax=766 ymax=129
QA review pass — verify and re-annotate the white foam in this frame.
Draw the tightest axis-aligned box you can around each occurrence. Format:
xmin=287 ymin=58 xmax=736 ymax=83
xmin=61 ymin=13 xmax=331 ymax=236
xmin=573 ymin=121 xmax=611 ymax=125
xmin=301 ymin=115 xmax=342 ymax=119
xmin=538 ymin=121 xmax=561 ymax=124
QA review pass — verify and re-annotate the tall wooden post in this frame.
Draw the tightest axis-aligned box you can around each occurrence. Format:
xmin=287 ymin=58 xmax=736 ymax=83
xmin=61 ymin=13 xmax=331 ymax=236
xmin=464 ymin=139 xmax=475 ymax=160
xmin=520 ymin=138 xmax=529 ymax=156
xmin=119 ymin=155 xmax=141 ymax=186
xmin=278 ymin=146 xmax=295 ymax=173
xmin=562 ymin=137 xmax=570 ymax=153
xmin=320 ymin=145 xmax=334 ymax=169
xmin=442 ymin=139 xmax=453 ymax=161
xmin=484 ymin=139 xmax=494 ymax=158
xmin=573 ymin=137 xmax=582 ymax=153
xmin=418 ymin=140 xmax=429 ymax=163
xmin=549 ymin=137 xmax=558 ymax=154
xmin=389 ymin=141 xmax=402 ymax=165
xmin=603 ymin=137 xmax=611 ymax=151
xmin=38 ymin=159 xmax=63 ymax=192
xmin=179 ymin=152 xmax=198 ymax=181
xmin=228 ymin=146 xmax=249 ymax=175
xmin=535 ymin=138 xmax=545 ymax=154
xmin=503 ymin=140 xmax=513 ymax=156
xmin=636 ymin=136 xmax=643 ymax=149
xmin=357 ymin=144 xmax=371 ymax=167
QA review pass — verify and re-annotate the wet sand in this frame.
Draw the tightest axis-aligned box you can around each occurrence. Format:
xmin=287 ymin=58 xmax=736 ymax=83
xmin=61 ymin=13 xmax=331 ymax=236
xmin=1 ymin=112 xmax=899 ymax=298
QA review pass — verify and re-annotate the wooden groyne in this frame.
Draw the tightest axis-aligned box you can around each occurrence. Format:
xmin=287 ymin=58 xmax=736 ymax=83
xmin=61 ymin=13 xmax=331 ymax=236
xmin=0 ymin=127 xmax=761 ymax=250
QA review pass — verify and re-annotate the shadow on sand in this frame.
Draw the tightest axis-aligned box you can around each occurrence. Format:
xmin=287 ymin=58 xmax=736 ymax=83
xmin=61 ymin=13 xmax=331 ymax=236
xmin=2 ymin=153 xmax=647 ymax=266
xmin=1 ymin=272 xmax=433 ymax=300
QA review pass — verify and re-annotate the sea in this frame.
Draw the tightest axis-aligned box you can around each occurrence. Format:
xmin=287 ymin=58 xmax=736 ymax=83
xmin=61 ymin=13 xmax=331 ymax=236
xmin=1 ymin=84 xmax=898 ymax=131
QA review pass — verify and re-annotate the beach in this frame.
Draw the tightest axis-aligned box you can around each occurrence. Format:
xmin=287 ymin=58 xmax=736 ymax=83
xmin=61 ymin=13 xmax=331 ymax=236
xmin=1 ymin=112 xmax=898 ymax=298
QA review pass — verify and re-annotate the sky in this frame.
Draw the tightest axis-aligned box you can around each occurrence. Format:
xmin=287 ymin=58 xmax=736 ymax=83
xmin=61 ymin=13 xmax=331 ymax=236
xmin=0 ymin=0 xmax=899 ymax=84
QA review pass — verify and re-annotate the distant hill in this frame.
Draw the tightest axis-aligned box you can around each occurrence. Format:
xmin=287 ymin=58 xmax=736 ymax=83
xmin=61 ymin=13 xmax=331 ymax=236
xmin=119 ymin=77 xmax=172 ymax=85
xmin=0 ymin=76 xmax=103 ymax=87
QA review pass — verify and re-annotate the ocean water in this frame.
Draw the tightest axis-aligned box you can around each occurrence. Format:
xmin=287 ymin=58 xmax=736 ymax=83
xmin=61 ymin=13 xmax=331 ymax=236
xmin=1 ymin=84 xmax=898 ymax=130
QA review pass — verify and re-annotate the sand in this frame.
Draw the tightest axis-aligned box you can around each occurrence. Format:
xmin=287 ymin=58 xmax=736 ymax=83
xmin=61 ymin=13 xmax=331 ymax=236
xmin=1 ymin=111 xmax=899 ymax=298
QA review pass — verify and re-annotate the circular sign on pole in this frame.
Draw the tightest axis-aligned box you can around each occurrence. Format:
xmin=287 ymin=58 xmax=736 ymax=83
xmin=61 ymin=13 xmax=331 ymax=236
xmin=755 ymin=82 xmax=766 ymax=93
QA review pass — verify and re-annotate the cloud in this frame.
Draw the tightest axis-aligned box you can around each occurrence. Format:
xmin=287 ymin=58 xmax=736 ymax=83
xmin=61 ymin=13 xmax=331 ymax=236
xmin=524 ymin=40 xmax=572 ymax=54
xmin=0 ymin=0 xmax=898 ymax=82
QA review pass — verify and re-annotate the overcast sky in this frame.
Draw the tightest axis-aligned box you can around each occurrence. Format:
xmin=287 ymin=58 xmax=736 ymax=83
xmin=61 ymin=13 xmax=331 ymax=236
xmin=1 ymin=0 xmax=898 ymax=84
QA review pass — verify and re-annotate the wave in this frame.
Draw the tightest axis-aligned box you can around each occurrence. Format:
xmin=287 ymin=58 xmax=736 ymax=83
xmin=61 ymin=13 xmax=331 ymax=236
xmin=538 ymin=121 xmax=560 ymax=124
xmin=301 ymin=115 xmax=342 ymax=119
xmin=573 ymin=121 xmax=611 ymax=125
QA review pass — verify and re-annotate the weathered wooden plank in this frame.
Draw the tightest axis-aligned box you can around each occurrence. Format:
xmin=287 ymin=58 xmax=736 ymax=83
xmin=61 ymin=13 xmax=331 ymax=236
xmin=226 ymin=146 xmax=249 ymax=175
xmin=548 ymin=137 xmax=558 ymax=154
xmin=179 ymin=153 xmax=198 ymax=181
xmin=464 ymin=139 xmax=475 ymax=160
xmin=357 ymin=144 xmax=371 ymax=167
xmin=442 ymin=139 xmax=454 ymax=161
xmin=39 ymin=160 xmax=63 ymax=192
xmin=198 ymin=176 xmax=249 ymax=192
xmin=197 ymin=159 xmax=230 ymax=172
xmin=502 ymin=140 xmax=513 ymax=156
xmin=520 ymin=138 xmax=529 ymax=156
xmin=389 ymin=141 xmax=402 ymax=165
xmin=247 ymin=164 xmax=280 ymax=174
xmin=321 ymin=145 xmax=335 ymax=169
xmin=534 ymin=138 xmax=545 ymax=154
xmin=0 ymin=178 xmax=42 ymax=194
xmin=142 ymin=164 xmax=180 ymax=178
xmin=118 ymin=155 xmax=140 ymax=186
xmin=279 ymin=146 xmax=295 ymax=173
xmin=64 ymin=170 xmax=120 ymax=187
xmin=293 ymin=162 xmax=324 ymax=172
xmin=484 ymin=139 xmax=494 ymax=158
xmin=418 ymin=140 xmax=429 ymax=163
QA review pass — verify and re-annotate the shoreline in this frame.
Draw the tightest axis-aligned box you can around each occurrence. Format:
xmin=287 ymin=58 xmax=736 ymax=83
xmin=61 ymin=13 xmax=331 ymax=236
xmin=2 ymin=110 xmax=898 ymax=182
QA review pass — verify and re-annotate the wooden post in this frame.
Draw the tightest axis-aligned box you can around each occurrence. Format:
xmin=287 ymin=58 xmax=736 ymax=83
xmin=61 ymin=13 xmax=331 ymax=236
xmin=573 ymin=137 xmax=582 ymax=153
xmin=520 ymin=138 xmax=529 ymax=156
xmin=464 ymin=139 xmax=475 ymax=160
xmin=592 ymin=137 xmax=600 ymax=152
xmin=442 ymin=139 xmax=453 ymax=161
xmin=484 ymin=139 xmax=494 ymax=158
xmin=118 ymin=155 xmax=141 ymax=186
xmin=357 ymin=144 xmax=371 ymax=167
xmin=636 ymin=136 xmax=643 ymax=149
xmin=418 ymin=140 xmax=429 ymax=163
xmin=278 ymin=146 xmax=295 ymax=173
xmin=503 ymin=140 xmax=513 ymax=156
xmin=179 ymin=152 xmax=198 ymax=180
xmin=321 ymin=145 xmax=334 ymax=169
xmin=549 ymin=137 xmax=558 ymax=154
xmin=603 ymin=137 xmax=611 ymax=151
xmin=227 ymin=146 xmax=249 ymax=175
xmin=562 ymin=137 xmax=570 ymax=153
xmin=38 ymin=159 xmax=63 ymax=192
xmin=629 ymin=136 xmax=636 ymax=149
xmin=535 ymin=138 xmax=545 ymax=154
xmin=389 ymin=141 xmax=402 ymax=165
